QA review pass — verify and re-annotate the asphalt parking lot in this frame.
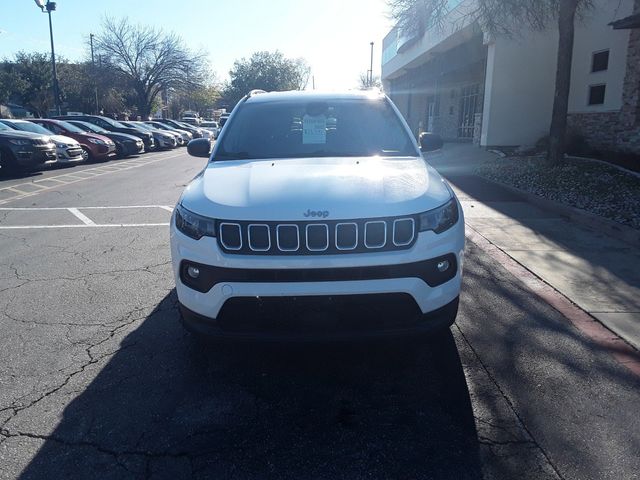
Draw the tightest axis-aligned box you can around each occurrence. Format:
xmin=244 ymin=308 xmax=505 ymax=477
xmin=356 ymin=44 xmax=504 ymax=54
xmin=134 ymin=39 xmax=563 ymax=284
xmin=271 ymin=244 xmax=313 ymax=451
xmin=1 ymin=149 xmax=639 ymax=480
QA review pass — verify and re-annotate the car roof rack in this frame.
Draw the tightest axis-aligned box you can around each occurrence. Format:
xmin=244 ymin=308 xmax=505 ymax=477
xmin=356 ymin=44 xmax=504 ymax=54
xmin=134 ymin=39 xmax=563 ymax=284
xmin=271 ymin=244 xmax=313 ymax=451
xmin=247 ymin=89 xmax=267 ymax=97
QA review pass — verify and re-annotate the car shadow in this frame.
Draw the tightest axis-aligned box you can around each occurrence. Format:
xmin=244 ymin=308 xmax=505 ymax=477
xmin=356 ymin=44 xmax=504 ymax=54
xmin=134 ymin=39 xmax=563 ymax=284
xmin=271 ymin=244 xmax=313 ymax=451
xmin=18 ymin=291 xmax=483 ymax=480
xmin=0 ymin=169 xmax=43 ymax=181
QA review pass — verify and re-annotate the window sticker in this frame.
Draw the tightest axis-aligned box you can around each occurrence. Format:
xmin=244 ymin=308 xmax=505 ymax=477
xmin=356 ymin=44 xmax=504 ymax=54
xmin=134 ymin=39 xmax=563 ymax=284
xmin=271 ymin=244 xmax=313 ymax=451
xmin=302 ymin=114 xmax=327 ymax=144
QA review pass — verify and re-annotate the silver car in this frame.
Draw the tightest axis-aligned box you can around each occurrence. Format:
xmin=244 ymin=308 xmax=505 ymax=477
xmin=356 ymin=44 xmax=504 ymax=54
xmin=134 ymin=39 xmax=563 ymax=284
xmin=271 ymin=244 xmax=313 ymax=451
xmin=145 ymin=121 xmax=192 ymax=146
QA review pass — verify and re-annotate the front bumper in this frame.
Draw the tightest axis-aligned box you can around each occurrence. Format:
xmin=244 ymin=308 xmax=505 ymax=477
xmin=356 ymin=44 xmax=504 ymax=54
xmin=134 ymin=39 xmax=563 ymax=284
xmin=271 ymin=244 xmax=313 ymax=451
xmin=142 ymin=137 xmax=155 ymax=151
xmin=171 ymin=216 xmax=465 ymax=339
xmin=13 ymin=145 xmax=57 ymax=166
xmin=56 ymin=146 xmax=85 ymax=163
xmin=92 ymin=143 xmax=117 ymax=160
xmin=117 ymin=141 xmax=144 ymax=157
xmin=156 ymin=136 xmax=177 ymax=148
xmin=179 ymin=295 xmax=459 ymax=341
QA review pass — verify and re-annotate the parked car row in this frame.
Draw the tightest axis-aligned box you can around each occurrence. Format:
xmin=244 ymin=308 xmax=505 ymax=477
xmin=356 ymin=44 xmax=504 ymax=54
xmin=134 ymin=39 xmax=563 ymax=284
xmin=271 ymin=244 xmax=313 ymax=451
xmin=0 ymin=114 xmax=213 ymax=174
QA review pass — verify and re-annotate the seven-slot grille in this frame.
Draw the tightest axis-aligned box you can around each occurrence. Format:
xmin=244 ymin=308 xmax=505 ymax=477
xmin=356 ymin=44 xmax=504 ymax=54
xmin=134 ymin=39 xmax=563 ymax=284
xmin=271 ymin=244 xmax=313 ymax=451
xmin=217 ymin=217 xmax=417 ymax=255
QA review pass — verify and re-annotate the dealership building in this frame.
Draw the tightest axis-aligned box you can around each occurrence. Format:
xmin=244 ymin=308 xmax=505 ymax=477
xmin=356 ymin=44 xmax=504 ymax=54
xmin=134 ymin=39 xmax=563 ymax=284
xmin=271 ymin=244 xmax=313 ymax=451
xmin=381 ymin=0 xmax=640 ymax=154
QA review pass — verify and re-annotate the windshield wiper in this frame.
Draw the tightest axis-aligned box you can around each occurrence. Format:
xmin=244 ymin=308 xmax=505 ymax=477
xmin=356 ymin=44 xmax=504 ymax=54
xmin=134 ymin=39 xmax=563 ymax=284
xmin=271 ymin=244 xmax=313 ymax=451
xmin=214 ymin=151 xmax=251 ymax=160
xmin=304 ymin=150 xmax=363 ymax=157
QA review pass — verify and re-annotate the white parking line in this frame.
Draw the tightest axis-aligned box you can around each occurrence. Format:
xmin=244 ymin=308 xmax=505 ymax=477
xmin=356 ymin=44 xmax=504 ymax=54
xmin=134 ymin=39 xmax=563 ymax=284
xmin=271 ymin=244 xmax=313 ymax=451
xmin=0 ymin=204 xmax=174 ymax=230
xmin=0 ymin=223 xmax=170 ymax=230
xmin=38 ymin=177 xmax=66 ymax=183
xmin=67 ymin=208 xmax=96 ymax=225
xmin=0 ymin=205 xmax=174 ymax=211
xmin=6 ymin=187 xmax=29 ymax=194
xmin=0 ymin=152 xmax=184 ymax=206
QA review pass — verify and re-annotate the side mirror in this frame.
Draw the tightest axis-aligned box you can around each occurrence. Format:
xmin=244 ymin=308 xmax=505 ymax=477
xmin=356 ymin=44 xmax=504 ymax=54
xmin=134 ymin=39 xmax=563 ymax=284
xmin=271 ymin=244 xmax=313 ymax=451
xmin=187 ymin=138 xmax=211 ymax=158
xmin=419 ymin=132 xmax=443 ymax=153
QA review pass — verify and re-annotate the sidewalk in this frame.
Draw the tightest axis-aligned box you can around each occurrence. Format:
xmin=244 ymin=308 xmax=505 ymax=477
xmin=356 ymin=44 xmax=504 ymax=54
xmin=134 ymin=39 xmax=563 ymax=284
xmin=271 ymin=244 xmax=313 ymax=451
xmin=428 ymin=144 xmax=640 ymax=350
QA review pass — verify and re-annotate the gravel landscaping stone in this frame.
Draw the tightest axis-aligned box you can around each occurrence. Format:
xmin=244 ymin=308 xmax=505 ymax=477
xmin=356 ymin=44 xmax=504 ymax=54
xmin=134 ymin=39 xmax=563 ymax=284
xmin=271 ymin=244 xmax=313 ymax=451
xmin=475 ymin=155 xmax=640 ymax=230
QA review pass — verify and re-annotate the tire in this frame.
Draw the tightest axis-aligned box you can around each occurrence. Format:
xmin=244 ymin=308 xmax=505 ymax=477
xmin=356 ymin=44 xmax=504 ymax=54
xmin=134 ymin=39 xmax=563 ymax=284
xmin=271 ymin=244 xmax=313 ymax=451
xmin=115 ymin=144 xmax=130 ymax=159
xmin=0 ymin=148 xmax=21 ymax=176
xmin=81 ymin=146 xmax=92 ymax=162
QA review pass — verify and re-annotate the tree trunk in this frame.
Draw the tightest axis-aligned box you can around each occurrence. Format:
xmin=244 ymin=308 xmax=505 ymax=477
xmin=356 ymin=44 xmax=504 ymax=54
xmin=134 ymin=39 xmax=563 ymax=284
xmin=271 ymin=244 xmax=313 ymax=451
xmin=137 ymin=95 xmax=150 ymax=118
xmin=548 ymin=0 xmax=578 ymax=163
xmin=134 ymin=83 xmax=150 ymax=118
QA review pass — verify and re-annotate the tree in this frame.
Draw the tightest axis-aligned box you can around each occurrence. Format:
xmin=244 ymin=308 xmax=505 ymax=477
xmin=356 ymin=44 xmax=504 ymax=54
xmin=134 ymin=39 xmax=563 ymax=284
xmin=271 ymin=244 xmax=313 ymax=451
xmin=387 ymin=0 xmax=592 ymax=163
xmin=57 ymin=61 xmax=96 ymax=113
xmin=9 ymin=52 xmax=54 ymax=116
xmin=92 ymin=17 xmax=209 ymax=117
xmin=0 ymin=64 xmax=27 ymax=106
xmin=222 ymin=51 xmax=310 ymax=107
xmin=358 ymin=72 xmax=382 ymax=90
xmin=168 ymin=84 xmax=221 ymax=118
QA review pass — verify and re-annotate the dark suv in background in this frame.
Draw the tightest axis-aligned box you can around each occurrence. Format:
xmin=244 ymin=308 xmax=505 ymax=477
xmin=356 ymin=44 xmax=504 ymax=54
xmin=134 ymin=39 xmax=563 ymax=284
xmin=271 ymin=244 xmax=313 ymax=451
xmin=0 ymin=121 xmax=56 ymax=173
xmin=65 ymin=120 xmax=144 ymax=158
xmin=154 ymin=119 xmax=203 ymax=139
xmin=55 ymin=115 xmax=155 ymax=152
xmin=31 ymin=119 xmax=116 ymax=162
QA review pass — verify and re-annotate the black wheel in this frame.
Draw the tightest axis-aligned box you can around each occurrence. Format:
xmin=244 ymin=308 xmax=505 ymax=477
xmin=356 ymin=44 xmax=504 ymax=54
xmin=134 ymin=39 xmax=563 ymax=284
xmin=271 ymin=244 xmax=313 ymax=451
xmin=115 ymin=144 xmax=129 ymax=158
xmin=0 ymin=148 xmax=21 ymax=176
xmin=80 ymin=146 xmax=91 ymax=162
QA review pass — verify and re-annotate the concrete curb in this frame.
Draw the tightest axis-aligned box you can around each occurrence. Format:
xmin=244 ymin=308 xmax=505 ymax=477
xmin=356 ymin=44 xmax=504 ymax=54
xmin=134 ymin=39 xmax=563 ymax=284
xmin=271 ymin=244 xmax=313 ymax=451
xmin=477 ymin=175 xmax=640 ymax=247
xmin=466 ymin=228 xmax=640 ymax=375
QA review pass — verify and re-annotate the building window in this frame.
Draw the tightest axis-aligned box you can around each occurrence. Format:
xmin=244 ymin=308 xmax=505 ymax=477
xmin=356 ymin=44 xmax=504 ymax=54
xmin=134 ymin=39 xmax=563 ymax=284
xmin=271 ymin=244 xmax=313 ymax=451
xmin=588 ymin=84 xmax=606 ymax=105
xmin=591 ymin=50 xmax=609 ymax=73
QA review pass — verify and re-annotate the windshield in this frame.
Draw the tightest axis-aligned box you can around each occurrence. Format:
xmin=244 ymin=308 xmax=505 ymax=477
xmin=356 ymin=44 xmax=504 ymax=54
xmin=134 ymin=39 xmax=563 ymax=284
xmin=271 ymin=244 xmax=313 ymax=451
xmin=99 ymin=116 xmax=127 ymax=129
xmin=132 ymin=122 xmax=152 ymax=131
xmin=70 ymin=121 xmax=107 ymax=134
xmin=0 ymin=122 xmax=11 ymax=131
xmin=11 ymin=121 xmax=53 ymax=135
xmin=215 ymin=99 xmax=417 ymax=160
xmin=56 ymin=121 xmax=86 ymax=133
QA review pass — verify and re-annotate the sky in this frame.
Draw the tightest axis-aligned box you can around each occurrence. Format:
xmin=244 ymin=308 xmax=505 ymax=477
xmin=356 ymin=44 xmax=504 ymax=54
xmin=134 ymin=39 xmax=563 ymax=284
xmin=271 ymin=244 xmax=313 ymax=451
xmin=0 ymin=0 xmax=393 ymax=90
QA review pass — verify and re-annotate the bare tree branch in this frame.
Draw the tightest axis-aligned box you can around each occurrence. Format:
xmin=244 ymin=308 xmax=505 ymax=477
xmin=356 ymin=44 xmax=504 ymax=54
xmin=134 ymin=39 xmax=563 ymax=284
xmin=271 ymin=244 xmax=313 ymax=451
xmin=93 ymin=17 xmax=210 ymax=116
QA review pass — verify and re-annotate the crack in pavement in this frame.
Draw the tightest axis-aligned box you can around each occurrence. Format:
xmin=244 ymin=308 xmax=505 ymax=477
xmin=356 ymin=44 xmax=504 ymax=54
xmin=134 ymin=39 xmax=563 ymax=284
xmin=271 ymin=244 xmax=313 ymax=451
xmin=0 ymin=260 xmax=171 ymax=300
xmin=454 ymin=323 xmax=566 ymax=480
xmin=0 ymin=299 xmax=177 ymax=430
xmin=5 ymin=260 xmax=172 ymax=284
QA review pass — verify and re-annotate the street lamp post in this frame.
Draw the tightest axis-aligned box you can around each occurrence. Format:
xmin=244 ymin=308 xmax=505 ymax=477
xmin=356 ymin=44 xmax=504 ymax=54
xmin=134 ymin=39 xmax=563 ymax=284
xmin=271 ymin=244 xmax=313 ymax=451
xmin=90 ymin=33 xmax=99 ymax=114
xmin=34 ymin=0 xmax=60 ymax=115
xmin=369 ymin=42 xmax=374 ymax=87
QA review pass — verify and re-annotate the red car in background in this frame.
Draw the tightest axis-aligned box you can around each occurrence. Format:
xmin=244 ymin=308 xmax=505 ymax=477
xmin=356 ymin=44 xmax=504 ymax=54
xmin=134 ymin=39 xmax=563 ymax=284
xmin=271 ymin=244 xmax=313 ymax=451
xmin=29 ymin=119 xmax=116 ymax=162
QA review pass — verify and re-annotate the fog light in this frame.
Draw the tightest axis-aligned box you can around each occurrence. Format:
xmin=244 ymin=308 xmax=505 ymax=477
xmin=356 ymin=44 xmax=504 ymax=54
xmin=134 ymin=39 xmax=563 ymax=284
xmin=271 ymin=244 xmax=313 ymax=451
xmin=437 ymin=260 xmax=450 ymax=272
xmin=187 ymin=266 xmax=200 ymax=278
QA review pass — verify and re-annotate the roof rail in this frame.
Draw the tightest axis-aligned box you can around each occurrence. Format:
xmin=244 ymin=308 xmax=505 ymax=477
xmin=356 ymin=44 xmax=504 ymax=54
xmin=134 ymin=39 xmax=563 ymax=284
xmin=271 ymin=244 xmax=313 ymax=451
xmin=247 ymin=89 xmax=267 ymax=97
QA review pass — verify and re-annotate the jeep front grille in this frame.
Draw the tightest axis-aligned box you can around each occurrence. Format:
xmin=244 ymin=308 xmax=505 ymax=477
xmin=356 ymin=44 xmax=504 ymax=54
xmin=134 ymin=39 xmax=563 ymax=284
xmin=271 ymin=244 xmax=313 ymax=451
xmin=216 ymin=217 xmax=416 ymax=255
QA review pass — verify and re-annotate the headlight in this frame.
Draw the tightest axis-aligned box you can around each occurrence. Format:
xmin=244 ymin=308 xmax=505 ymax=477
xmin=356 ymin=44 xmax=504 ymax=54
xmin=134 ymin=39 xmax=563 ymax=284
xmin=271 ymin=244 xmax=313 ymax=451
xmin=56 ymin=143 xmax=68 ymax=148
xmin=174 ymin=203 xmax=216 ymax=240
xmin=418 ymin=198 xmax=459 ymax=234
xmin=9 ymin=139 xmax=32 ymax=146
xmin=87 ymin=138 xmax=106 ymax=145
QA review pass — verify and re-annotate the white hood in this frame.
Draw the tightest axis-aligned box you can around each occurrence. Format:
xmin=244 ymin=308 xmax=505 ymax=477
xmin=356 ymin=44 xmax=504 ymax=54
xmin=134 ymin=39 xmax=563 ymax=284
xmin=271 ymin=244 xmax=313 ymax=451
xmin=180 ymin=156 xmax=452 ymax=221
xmin=51 ymin=134 xmax=80 ymax=147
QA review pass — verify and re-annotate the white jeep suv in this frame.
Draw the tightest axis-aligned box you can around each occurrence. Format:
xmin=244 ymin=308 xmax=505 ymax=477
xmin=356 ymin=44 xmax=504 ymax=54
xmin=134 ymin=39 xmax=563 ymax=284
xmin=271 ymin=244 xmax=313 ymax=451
xmin=170 ymin=90 xmax=464 ymax=340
